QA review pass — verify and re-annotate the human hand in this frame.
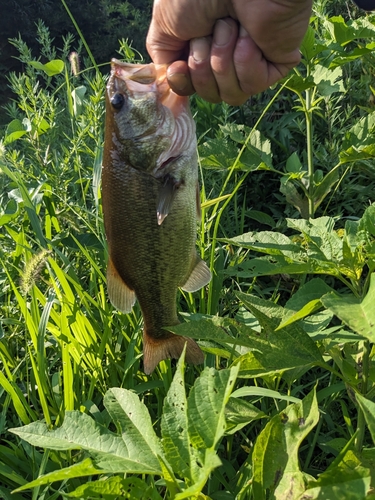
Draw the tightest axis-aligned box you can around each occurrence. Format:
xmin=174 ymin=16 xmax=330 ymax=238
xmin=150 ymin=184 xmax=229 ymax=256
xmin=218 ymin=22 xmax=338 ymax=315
xmin=146 ymin=0 xmax=312 ymax=105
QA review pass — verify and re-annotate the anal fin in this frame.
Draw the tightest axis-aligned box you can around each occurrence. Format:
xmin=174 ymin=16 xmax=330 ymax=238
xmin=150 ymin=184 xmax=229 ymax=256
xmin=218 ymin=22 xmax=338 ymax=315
xmin=181 ymin=255 xmax=212 ymax=293
xmin=107 ymin=258 xmax=136 ymax=313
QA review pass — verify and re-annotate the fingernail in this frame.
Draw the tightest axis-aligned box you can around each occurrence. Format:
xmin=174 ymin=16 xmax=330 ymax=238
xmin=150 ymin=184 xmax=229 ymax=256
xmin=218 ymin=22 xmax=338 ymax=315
xmin=191 ymin=37 xmax=210 ymax=63
xmin=239 ymin=25 xmax=249 ymax=38
xmin=168 ymin=72 xmax=188 ymax=91
xmin=214 ymin=19 xmax=233 ymax=46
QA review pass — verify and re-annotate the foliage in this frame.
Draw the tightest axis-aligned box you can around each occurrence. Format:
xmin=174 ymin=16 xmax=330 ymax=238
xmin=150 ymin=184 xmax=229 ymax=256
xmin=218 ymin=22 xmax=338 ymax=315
xmin=1 ymin=4 xmax=375 ymax=500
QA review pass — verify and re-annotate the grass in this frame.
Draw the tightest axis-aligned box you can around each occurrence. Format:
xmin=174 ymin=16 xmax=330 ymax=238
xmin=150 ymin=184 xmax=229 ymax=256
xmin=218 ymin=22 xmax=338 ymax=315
xmin=1 ymin=5 xmax=375 ymax=500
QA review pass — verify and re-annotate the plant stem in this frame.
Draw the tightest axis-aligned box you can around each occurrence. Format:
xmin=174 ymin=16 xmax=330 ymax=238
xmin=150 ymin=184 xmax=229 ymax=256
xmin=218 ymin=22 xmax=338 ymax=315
xmin=305 ymin=87 xmax=315 ymax=219
xmin=355 ymin=340 xmax=371 ymax=453
xmin=206 ymin=79 xmax=291 ymax=313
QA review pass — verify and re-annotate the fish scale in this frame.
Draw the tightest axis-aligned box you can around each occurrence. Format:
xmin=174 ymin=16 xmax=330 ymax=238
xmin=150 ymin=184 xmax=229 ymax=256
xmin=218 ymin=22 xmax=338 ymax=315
xmin=102 ymin=59 xmax=211 ymax=374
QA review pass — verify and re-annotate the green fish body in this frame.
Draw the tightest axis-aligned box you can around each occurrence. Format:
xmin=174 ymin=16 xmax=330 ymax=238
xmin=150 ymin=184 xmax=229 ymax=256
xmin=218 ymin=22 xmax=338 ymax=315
xmin=102 ymin=60 xmax=211 ymax=374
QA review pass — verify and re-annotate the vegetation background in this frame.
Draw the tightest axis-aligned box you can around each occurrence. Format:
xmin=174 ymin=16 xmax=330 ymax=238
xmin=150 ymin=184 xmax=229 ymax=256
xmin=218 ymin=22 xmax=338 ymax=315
xmin=1 ymin=0 xmax=375 ymax=499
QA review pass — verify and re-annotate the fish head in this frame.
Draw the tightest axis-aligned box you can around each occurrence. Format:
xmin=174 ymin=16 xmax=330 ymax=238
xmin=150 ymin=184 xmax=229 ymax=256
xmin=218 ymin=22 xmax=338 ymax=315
xmin=105 ymin=59 xmax=179 ymax=172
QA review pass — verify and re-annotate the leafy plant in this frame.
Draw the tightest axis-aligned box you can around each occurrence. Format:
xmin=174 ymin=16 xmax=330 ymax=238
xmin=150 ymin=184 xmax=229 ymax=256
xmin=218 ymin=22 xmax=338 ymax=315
xmin=1 ymin=5 xmax=375 ymax=500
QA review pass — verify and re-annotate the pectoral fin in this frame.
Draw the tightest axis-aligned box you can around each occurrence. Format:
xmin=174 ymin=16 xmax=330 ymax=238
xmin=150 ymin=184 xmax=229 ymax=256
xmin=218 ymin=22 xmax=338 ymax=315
xmin=156 ymin=173 xmax=183 ymax=225
xmin=107 ymin=258 xmax=136 ymax=313
xmin=181 ymin=255 xmax=212 ymax=292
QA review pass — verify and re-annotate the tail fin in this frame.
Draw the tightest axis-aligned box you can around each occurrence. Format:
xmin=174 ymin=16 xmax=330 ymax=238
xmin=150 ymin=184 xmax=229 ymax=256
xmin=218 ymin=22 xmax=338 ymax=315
xmin=143 ymin=330 xmax=204 ymax=375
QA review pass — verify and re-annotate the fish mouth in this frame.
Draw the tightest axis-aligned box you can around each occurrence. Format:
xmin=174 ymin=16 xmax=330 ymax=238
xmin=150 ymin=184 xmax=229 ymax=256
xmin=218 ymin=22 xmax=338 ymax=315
xmin=110 ymin=58 xmax=169 ymax=96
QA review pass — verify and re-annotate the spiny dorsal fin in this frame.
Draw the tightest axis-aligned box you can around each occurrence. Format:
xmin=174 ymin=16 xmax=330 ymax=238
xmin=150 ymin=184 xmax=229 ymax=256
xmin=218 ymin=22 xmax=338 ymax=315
xmin=181 ymin=255 xmax=211 ymax=293
xmin=107 ymin=258 xmax=136 ymax=313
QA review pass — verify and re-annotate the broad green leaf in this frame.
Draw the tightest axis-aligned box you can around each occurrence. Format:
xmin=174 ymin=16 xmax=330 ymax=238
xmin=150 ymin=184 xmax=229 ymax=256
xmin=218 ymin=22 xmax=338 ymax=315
xmin=187 ymin=366 xmax=238 ymax=450
xmin=225 ymin=255 xmax=313 ymax=278
xmin=104 ymin=388 xmax=162 ymax=467
xmin=321 ymin=274 xmax=375 ymax=341
xmin=242 ymin=129 xmax=273 ymax=170
xmin=358 ymin=204 xmax=375 ymax=237
xmin=312 ymin=65 xmax=344 ymax=96
xmin=245 ymin=210 xmax=276 ymax=228
xmin=71 ymin=85 xmax=87 ymax=117
xmin=356 ymin=394 xmax=375 ymax=445
xmin=219 ymin=122 xmax=250 ymax=144
xmin=301 ymin=449 xmax=371 ymax=500
xmin=234 ymin=293 xmax=324 ymax=377
xmin=326 ymin=15 xmax=375 ymax=46
xmin=170 ymin=315 xmax=262 ymax=350
xmin=278 ymin=278 xmax=334 ymax=329
xmin=225 ymin=397 xmax=267 ymax=434
xmin=10 ymin=410 xmax=161 ymax=474
xmin=280 ymin=180 xmax=309 ymax=218
xmin=174 ymin=366 xmax=239 ymax=499
xmin=0 ymin=199 xmax=18 ymax=226
xmin=286 ymin=152 xmax=303 ymax=173
xmin=222 ymin=231 xmax=301 ymax=258
xmin=28 ymin=59 xmax=64 ymax=76
xmin=252 ymin=388 xmax=319 ymax=500
xmin=12 ymin=458 xmax=103 ymax=492
xmin=312 ymin=166 xmax=340 ymax=210
xmin=66 ymin=476 xmax=159 ymax=499
xmin=4 ymin=119 xmax=28 ymax=144
xmin=199 ymin=137 xmax=240 ymax=169
xmin=300 ymin=469 xmax=370 ymax=500
xmin=285 ymin=74 xmax=315 ymax=94
xmin=300 ymin=26 xmax=317 ymax=62
xmin=161 ymin=348 xmax=196 ymax=482
xmin=341 ymin=112 xmax=375 ymax=151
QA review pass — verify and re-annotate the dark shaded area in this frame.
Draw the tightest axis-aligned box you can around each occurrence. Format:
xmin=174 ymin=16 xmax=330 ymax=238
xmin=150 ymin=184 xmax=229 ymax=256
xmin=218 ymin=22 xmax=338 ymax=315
xmin=353 ymin=0 xmax=375 ymax=10
xmin=0 ymin=0 xmax=152 ymax=115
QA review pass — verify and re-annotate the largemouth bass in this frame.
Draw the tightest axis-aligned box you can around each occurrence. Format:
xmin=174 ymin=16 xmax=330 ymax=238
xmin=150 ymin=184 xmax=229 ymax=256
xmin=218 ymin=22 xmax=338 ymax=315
xmin=102 ymin=59 xmax=211 ymax=374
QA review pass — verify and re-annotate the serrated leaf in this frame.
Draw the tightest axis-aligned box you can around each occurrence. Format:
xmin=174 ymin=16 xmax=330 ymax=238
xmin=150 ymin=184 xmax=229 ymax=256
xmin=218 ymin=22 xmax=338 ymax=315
xmin=252 ymin=388 xmax=319 ymax=500
xmin=321 ymin=274 xmax=375 ymax=341
xmin=312 ymin=65 xmax=344 ymax=96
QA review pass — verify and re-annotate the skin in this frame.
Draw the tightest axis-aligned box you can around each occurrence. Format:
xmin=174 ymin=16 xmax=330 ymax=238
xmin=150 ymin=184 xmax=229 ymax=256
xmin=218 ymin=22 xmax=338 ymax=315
xmin=146 ymin=0 xmax=313 ymax=105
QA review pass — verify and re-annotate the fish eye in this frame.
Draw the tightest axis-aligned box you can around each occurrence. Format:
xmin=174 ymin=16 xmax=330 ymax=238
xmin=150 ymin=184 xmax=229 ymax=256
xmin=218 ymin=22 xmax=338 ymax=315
xmin=110 ymin=92 xmax=124 ymax=110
